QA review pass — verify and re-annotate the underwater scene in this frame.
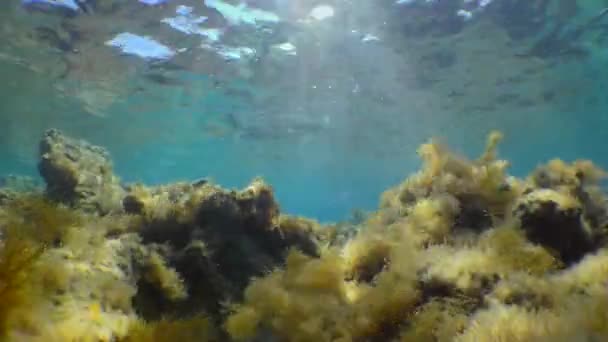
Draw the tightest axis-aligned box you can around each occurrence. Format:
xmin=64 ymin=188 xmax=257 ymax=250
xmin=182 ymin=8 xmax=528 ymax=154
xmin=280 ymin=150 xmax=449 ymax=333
xmin=2 ymin=0 xmax=608 ymax=340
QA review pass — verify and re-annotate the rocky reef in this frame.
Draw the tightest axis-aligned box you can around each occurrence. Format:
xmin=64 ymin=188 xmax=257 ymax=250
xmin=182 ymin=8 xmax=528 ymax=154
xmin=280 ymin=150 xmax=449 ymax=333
xmin=1 ymin=129 xmax=608 ymax=341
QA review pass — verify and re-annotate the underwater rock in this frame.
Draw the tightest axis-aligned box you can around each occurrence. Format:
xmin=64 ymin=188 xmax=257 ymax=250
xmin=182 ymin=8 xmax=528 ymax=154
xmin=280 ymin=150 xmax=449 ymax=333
xmin=122 ymin=178 xmax=324 ymax=319
xmin=514 ymin=189 xmax=594 ymax=264
xmin=38 ymin=129 xmax=125 ymax=214
xmin=524 ymin=160 xmax=608 ymax=259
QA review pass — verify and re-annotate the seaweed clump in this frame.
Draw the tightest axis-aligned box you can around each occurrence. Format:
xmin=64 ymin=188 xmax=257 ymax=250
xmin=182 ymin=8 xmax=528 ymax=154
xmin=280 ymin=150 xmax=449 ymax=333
xmin=0 ymin=195 xmax=136 ymax=341
xmin=0 ymin=199 xmax=50 ymax=338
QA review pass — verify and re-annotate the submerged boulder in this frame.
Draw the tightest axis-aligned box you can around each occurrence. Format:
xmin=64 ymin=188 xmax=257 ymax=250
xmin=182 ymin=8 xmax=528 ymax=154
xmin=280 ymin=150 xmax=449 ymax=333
xmin=123 ymin=178 xmax=324 ymax=318
xmin=38 ymin=129 xmax=125 ymax=214
xmin=514 ymin=189 xmax=595 ymax=264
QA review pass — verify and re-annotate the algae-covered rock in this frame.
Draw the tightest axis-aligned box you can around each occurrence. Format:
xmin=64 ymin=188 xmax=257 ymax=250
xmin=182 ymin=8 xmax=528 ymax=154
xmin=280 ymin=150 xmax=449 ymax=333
xmin=123 ymin=178 xmax=324 ymax=319
xmin=38 ymin=129 xmax=125 ymax=214
xmin=514 ymin=189 xmax=595 ymax=264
